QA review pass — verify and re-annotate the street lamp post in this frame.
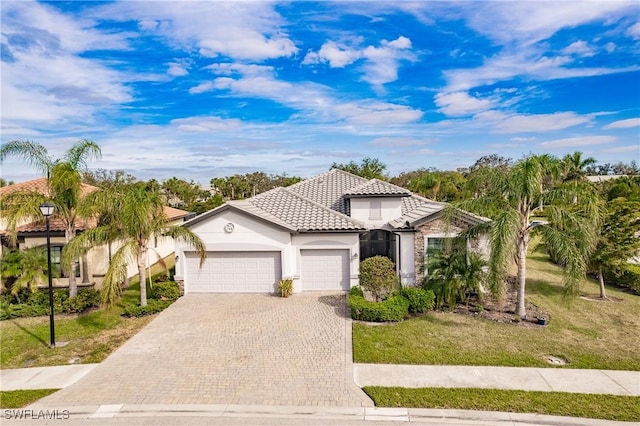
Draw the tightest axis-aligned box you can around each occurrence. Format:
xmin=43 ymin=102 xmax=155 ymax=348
xmin=40 ymin=202 xmax=56 ymax=348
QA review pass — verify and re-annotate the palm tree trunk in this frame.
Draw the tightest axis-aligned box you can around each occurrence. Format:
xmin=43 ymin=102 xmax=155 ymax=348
xmin=598 ymin=267 xmax=607 ymax=299
xmin=65 ymin=227 xmax=78 ymax=297
xmin=138 ymin=248 xmax=148 ymax=307
xmin=515 ymin=237 xmax=527 ymax=318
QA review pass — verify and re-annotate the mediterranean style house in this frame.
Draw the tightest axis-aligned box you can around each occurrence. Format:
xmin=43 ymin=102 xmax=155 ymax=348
xmin=175 ymin=169 xmax=490 ymax=294
xmin=0 ymin=178 xmax=190 ymax=289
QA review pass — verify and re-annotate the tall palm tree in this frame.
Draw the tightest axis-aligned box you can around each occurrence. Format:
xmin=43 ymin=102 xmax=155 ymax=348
xmin=63 ymin=183 xmax=206 ymax=307
xmin=562 ymin=151 xmax=597 ymax=204
xmin=0 ymin=139 xmax=101 ymax=297
xmin=458 ymin=154 xmax=600 ymax=318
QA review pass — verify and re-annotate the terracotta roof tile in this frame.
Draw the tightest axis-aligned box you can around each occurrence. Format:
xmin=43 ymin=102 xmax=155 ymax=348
xmin=0 ymin=178 xmax=98 ymax=198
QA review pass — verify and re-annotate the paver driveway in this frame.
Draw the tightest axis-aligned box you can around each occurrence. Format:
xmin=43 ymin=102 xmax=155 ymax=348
xmin=38 ymin=293 xmax=373 ymax=407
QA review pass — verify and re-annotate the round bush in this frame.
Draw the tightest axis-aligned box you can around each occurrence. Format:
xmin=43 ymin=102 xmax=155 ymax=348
xmin=359 ymin=256 xmax=398 ymax=301
xmin=348 ymin=294 xmax=409 ymax=322
xmin=150 ymin=281 xmax=181 ymax=301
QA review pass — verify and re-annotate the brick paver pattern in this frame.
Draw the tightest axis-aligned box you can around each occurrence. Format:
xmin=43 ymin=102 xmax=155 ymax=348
xmin=39 ymin=293 xmax=373 ymax=407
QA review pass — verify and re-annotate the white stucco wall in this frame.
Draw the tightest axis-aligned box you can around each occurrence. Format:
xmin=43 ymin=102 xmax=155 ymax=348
xmin=349 ymin=197 xmax=403 ymax=228
xmin=175 ymin=210 xmax=293 ymax=288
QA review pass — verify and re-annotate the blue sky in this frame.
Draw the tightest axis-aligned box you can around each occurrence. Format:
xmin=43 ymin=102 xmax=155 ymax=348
xmin=1 ymin=1 xmax=639 ymax=185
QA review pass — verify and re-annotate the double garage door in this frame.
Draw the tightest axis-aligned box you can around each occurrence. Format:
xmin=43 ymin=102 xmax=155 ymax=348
xmin=185 ymin=249 xmax=349 ymax=293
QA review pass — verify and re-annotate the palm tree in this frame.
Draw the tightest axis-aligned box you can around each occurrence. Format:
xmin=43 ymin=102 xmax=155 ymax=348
xmin=562 ymin=151 xmax=597 ymax=204
xmin=0 ymin=139 xmax=101 ymax=297
xmin=0 ymin=247 xmax=52 ymax=301
xmin=63 ymin=183 xmax=206 ymax=307
xmin=458 ymin=154 xmax=600 ymax=318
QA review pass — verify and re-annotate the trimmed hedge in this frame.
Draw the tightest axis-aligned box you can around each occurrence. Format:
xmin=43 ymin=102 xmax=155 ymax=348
xmin=401 ymin=287 xmax=436 ymax=313
xmin=0 ymin=289 xmax=100 ymax=320
xmin=150 ymin=281 xmax=181 ymax=301
xmin=122 ymin=299 xmax=172 ymax=317
xmin=604 ymin=264 xmax=640 ymax=294
xmin=348 ymin=294 xmax=409 ymax=322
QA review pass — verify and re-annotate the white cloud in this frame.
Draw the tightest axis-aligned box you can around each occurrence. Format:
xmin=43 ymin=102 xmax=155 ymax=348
xmin=540 ymin=135 xmax=616 ymax=148
xmin=626 ymin=22 xmax=640 ymax=40
xmin=188 ymin=82 xmax=216 ymax=94
xmin=603 ymin=118 xmax=640 ymax=129
xmin=511 ymin=136 xmax=536 ymax=142
xmin=303 ymin=36 xmax=414 ymax=87
xmin=485 ymin=112 xmax=593 ymax=134
xmin=603 ymin=145 xmax=640 ymax=153
xmin=170 ymin=116 xmax=242 ymax=133
xmin=94 ymin=2 xmax=297 ymax=61
xmin=303 ymin=41 xmax=361 ymax=67
xmin=435 ymin=91 xmax=492 ymax=116
xmin=167 ymin=61 xmax=189 ymax=77
xmin=369 ymin=137 xmax=431 ymax=148
xmin=562 ymin=40 xmax=595 ymax=57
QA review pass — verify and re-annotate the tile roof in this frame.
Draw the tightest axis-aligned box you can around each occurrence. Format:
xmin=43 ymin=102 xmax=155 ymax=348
xmin=241 ymin=187 xmax=364 ymax=231
xmin=14 ymin=217 xmax=98 ymax=234
xmin=188 ymin=168 xmax=488 ymax=232
xmin=344 ymin=179 xmax=411 ymax=197
xmin=0 ymin=178 xmax=98 ymax=198
xmin=287 ymin=169 xmax=368 ymax=214
xmin=163 ymin=206 xmax=190 ymax=221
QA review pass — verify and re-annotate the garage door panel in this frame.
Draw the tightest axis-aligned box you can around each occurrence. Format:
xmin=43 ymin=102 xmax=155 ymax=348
xmin=301 ymin=249 xmax=350 ymax=291
xmin=186 ymin=251 xmax=281 ymax=293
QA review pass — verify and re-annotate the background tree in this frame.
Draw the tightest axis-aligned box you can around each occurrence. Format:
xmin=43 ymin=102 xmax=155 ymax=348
xmin=589 ymin=199 xmax=640 ymax=298
xmin=0 ymin=139 xmax=101 ymax=297
xmin=82 ymin=169 xmax=137 ymax=188
xmin=331 ymin=157 xmax=388 ymax=180
xmin=562 ymin=151 xmax=597 ymax=204
xmin=63 ymin=183 xmax=206 ymax=307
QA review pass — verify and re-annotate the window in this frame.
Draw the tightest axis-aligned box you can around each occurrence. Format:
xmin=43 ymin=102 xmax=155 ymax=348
xmin=51 ymin=246 xmax=80 ymax=278
xmin=369 ymin=200 xmax=382 ymax=220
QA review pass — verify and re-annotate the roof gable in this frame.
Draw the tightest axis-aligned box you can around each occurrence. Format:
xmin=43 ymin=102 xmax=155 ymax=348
xmin=344 ymin=179 xmax=411 ymax=198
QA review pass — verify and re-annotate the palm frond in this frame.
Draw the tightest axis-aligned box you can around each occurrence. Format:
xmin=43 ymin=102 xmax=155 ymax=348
xmin=63 ymin=139 xmax=102 ymax=170
xmin=0 ymin=140 xmax=52 ymax=175
xmin=487 ymin=208 xmax=519 ymax=298
xmin=100 ymin=241 xmax=137 ymax=307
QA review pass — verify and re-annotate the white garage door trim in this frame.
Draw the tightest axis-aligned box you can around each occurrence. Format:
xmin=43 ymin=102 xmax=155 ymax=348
xmin=185 ymin=251 xmax=282 ymax=293
xmin=300 ymin=249 xmax=350 ymax=291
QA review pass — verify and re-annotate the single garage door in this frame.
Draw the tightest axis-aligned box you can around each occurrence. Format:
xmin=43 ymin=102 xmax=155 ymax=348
xmin=301 ymin=249 xmax=350 ymax=291
xmin=185 ymin=251 xmax=281 ymax=293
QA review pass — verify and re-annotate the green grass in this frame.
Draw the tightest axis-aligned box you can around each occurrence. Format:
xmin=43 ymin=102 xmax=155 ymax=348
xmin=0 ymin=389 xmax=59 ymax=408
xmin=354 ymin=253 xmax=640 ymax=370
xmin=364 ymin=387 xmax=640 ymax=422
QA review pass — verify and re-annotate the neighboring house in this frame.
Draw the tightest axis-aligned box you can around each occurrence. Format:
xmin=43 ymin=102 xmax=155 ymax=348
xmin=175 ymin=169 xmax=489 ymax=294
xmin=0 ymin=178 xmax=191 ymax=289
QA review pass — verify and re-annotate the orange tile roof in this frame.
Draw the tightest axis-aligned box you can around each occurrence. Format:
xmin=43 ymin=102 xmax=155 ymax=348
xmin=0 ymin=177 xmax=98 ymax=198
xmin=15 ymin=216 xmax=98 ymax=233
xmin=163 ymin=206 xmax=190 ymax=221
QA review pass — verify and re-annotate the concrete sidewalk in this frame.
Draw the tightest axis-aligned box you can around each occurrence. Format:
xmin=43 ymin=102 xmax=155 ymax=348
xmin=3 ymin=363 xmax=639 ymax=397
xmin=0 ymin=364 xmax=98 ymax=391
xmin=354 ymin=364 xmax=640 ymax=396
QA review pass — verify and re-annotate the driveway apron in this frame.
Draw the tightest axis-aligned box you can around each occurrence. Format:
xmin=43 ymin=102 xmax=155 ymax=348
xmin=37 ymin=293 xmax=373 ymax=407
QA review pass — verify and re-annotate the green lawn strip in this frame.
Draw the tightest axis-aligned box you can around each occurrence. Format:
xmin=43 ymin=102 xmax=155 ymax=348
xmin=0 ymin=256 xmax=175 ymax=370
xmin=363 ymin=387 xmax=640 ymax=422
xmin=354 ymin=254 xmax=640 ymax=370
xmin=0 ymin=389 xmax=59 ymax=408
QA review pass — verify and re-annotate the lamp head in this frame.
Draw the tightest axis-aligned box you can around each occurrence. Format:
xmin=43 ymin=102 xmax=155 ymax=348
xmin=39 ymin=202 xmax=55 ymax=217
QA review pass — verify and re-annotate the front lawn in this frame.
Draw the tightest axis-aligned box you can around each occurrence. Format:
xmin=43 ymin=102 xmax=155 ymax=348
xmin=354 ymin=253 xmax=640 ymax=370
xmin=364 ymin=387 xmax=640 ymax=422
xmin=0 ymin=389 xmax=59 ymax=408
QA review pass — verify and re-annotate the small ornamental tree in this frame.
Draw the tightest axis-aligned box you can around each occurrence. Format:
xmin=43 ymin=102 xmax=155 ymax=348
xmin=359 ymin=256 xmax=398 ymax=302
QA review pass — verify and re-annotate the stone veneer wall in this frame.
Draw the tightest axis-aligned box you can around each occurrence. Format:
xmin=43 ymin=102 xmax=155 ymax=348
xmin=414 ymin=218 xmax=466 ymax=284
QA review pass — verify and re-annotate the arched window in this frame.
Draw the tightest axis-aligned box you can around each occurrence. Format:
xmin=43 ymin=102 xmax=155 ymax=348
xmin=359 ymin=230 xmax=396 ymax=263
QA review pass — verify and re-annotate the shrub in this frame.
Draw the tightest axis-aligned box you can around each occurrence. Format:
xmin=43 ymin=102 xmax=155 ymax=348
xmin=0 ymin=301 xmax=48 ymax=320
xmin=349 ymin=286 xmax=364 ymax=297
xmin=401 ymin=287 xmax=435 ymax=313
xmin=359 ymin=256 xmax=398 ymax=301
xmin=121 ymin=299 xmax=172 ymax=317
xmin=277 ymin=278 xmax=293 ymax=297
xmin=65 ymin=289 xmax=101 ymax=313
xmin=150 ymin=281 xmax=181 ymax=301
xmin=348 ymin=294 xmax=409 ymax=322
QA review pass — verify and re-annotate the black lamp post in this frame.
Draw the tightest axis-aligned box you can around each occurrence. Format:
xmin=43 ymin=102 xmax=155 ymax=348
xmin=39 ymin=201 xmax=56 ymax=348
